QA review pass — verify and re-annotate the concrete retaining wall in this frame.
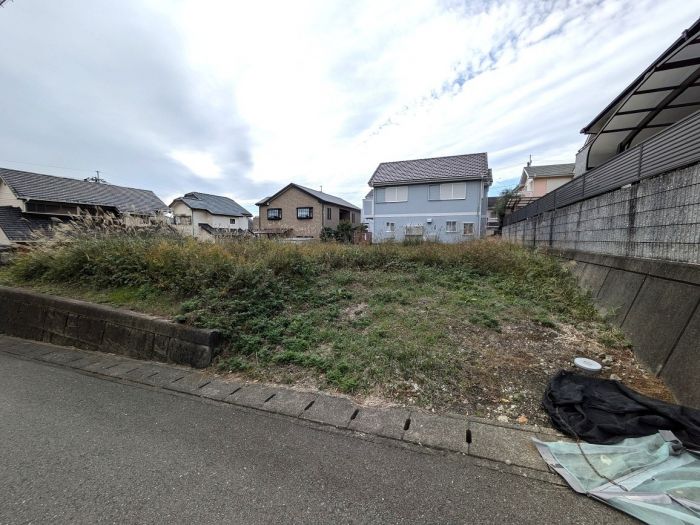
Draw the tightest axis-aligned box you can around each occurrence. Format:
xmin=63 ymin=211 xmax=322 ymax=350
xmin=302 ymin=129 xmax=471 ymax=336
xmin=558 ymin=251 xmax=700 ymax=408
xmin=503 ymin=163 xmax=700 ymax=265
xmin=0 ymin=286 xmax=221 ymax=368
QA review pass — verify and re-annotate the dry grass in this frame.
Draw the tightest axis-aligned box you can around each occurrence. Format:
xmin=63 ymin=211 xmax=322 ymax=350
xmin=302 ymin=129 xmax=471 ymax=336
xmin=0 ymin=233 xmax=673 ymax=424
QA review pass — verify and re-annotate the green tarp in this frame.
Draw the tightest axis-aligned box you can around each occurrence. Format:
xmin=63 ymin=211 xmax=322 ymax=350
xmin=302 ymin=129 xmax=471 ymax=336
xmin=534 ymin=433 xmax=700 ymax=524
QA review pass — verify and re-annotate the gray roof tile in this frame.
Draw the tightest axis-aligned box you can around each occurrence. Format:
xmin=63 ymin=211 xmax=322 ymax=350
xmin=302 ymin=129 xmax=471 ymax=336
xmin=256 ymin=183 xmax=360 ymax=210
xmin=172 ymin=192 xmax=252 ymax=217
xmin=522 ymin=164 xmax=575 ymax=178
xmin=0 ymin=206 xmax=59 ymax=241
xmin=0 ymin=168 xmax=167 ymax=214
xmin=369 ymin=153 xmax=490 ymax=186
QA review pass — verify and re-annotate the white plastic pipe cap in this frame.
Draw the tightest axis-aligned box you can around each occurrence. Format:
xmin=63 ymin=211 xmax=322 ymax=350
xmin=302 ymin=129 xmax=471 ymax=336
xmin=573 ymin=357 xmax=602 ymax=374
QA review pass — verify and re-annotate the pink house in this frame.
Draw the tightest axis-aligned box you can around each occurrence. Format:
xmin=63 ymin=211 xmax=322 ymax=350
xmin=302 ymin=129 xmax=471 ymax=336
xmin=516 ymin=163 xmax=574 ymax=198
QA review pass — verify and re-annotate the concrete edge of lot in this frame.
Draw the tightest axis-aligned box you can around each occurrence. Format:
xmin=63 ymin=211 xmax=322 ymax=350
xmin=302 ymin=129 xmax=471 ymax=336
xmin=0 ymin=334 xmax=566 ymax=480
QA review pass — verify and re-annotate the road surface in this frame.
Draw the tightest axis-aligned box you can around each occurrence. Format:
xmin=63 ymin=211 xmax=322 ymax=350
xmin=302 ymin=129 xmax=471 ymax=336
xmin=0 ymin=350 xmax=631 ymax=524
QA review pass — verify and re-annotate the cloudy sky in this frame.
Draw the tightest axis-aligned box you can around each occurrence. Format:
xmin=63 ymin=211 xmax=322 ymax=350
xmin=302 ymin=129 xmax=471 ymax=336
xmin=0 ymin=1 xmax=697 ymax=212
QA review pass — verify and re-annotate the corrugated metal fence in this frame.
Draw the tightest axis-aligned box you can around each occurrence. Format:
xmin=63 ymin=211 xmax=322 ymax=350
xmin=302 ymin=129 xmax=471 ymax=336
xmin=504 ymin=110 xmax=700 ymax=226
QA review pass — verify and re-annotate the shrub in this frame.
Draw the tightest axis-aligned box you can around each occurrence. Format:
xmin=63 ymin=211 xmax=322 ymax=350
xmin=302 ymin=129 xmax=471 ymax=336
xmin=5 ymin=233 xmax=601 ymax=394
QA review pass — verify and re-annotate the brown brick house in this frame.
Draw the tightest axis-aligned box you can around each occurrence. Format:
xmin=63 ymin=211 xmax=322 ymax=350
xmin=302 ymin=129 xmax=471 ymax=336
xmin=255 ymin=183 xmax=360 ymax=238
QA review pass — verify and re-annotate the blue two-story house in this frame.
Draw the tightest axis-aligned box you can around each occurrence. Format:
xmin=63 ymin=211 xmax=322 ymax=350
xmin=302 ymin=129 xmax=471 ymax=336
xmin=363 ymin=153 xmax=492 ymax=243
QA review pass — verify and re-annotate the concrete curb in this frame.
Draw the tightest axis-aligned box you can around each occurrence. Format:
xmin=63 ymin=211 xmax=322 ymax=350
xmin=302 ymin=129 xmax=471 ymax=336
xmin=0 ymin=286 xmax=221 ymax=368
xmin=0 ymin=334 xmax=564 ymax=478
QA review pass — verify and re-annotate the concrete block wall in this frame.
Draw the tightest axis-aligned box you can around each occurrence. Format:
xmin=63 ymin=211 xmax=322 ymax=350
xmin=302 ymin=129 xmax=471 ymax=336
xmin=560 ymin=251 xmax=700 ymax=409
xmin=533 ymin=211 xmax=553 ymax=249
xmin=0 ymin=286 xmax=221 ymax=368
xmin=503 ymin=163 xmax=700 ymax=265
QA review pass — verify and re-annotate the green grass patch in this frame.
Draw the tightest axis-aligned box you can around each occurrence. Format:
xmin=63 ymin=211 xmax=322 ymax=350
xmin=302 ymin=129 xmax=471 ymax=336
xmin=2 ymin=233 xmax=621 ymax=406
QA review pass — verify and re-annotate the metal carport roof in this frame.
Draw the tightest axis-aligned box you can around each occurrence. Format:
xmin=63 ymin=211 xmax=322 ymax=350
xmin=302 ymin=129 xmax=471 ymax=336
xmin=581 ymin=18 xmax=700 ymax=170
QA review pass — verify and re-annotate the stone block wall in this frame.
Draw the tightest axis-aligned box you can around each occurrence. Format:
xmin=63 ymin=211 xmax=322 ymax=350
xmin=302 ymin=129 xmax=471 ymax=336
xmin=503 ymin=162 xmax=700 ymax=407
xmin=0 ymin=286 xmax=221 ymax=368
xmin=503 ymin=163 xmax=700 ymax=265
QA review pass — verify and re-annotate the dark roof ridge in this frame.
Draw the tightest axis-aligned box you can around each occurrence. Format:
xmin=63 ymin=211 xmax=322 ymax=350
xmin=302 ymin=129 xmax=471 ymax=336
xmin=0 ymin=167 xmax=157 ymax=195
xmin=255 ymin=182 xmax=360 ymax=210
xmin=368 ymin=152 xmax=490 ymax=186
xmin=375 ymin=151 xmax=488 ymax=167
xmin=0 ymin=167 xmax=167 ymax=214
xmin=171 ymin=192 xmax=252 ymax=217
xmin=525 ymin=162 xmax=575 ymax=168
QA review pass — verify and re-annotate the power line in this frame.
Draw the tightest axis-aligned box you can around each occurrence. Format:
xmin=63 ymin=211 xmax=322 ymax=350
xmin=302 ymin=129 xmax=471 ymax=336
xmin=0 ymin=159 xmax=104 ymax=174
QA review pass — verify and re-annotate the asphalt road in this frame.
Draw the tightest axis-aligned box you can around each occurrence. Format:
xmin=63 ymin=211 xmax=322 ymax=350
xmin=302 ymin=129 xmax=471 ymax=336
xmin=0 ymin=351 xmax=632 ymax=524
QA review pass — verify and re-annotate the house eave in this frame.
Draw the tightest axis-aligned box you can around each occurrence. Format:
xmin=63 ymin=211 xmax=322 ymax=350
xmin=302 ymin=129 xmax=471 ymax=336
xmin=256 ymin=184 xmax=360 ymax=211
xmin=370 ymin=175 xmax=489 ymax=187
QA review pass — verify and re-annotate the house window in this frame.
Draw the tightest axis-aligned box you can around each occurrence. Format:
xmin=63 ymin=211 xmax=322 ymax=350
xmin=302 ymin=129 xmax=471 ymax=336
xmin=405 ymin=225 xmax=424 ymax=236
xmin=229 ymin=218 xmax=236 ymax=225
xmin=176 ymin=215 xmax=192 ymax=225
xmin=383 ymin=186 xmax=408 ymax=202
xmin=463 ymin=223 xmax=475 ymax=236
xmin=446 ymin=221 xmax=457 ymax=233
xmin=326 ymin=207 xmax=332 ymax=220
xmin=297 ymin=207 xmax=313 ymax=220
xmin=430 ymin=182 xmax=467 ymax=200
xmin=385 ymin=222 xmax=395 ymax=233
xmin=267 ymin=208 xmax=282 ymax=220
xmin=351 ymin=212 xmax=356 ymax=223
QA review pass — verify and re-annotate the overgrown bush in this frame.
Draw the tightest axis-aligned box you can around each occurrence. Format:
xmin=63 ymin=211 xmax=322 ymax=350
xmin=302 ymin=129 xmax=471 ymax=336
xmin=5 ymin=233 xmax=600 ymax=394
xmin=320 ymin=221 xmax=363 ymax=243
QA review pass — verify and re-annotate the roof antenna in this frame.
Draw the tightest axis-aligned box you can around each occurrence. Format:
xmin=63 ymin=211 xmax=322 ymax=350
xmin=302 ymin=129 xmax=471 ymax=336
xmin=84 ymin=170 xmax=107 ymax=184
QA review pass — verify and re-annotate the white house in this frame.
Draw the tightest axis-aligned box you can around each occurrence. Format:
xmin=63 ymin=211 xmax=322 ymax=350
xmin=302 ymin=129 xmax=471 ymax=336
xmin=170 ymin=192 xmax=252 ymax=241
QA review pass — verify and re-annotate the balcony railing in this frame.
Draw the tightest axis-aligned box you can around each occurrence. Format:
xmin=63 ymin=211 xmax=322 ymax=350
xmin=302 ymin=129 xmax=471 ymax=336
xmin=504 ymin=109 xmax=700 ymax=226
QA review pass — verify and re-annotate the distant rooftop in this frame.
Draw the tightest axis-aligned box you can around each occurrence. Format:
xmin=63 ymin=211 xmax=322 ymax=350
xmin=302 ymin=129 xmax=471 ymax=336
xmin=0 ymin=168 xmax=167 ymax=215
xmin=255 ymin=183 xmax=360 ymax=210
xmin=172 ymin=192 xmax=252 ymax=217
xmin=368 ymin=153 xmax=490 ymax=186
xmin=522 ymin=164 xmax=575 ymax=178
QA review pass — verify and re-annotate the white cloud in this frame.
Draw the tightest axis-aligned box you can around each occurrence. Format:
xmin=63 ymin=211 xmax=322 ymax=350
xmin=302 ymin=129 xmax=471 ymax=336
xmin=169 ymin=149 xmax=222 ymax=180
xmin=154 ymin=0 xmax=695 ymax=203
xmin=3 ymin=0 xmax=698 ymax=206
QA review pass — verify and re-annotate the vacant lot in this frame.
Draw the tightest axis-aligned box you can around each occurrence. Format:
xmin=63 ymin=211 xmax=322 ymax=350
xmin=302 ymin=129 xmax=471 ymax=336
xmin=1 ymin=234 xmax=670 ymax=425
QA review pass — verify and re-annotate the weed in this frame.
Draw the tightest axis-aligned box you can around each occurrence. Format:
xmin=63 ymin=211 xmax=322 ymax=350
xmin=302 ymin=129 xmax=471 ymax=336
xmin=534 ymin=315 xmax=558 ymax=330
xmin=598 ymin=327 xmax=631 ymax=349
xmin=217 ymin=356 xmax=251 ymax=372
xmin=5 ymin=233 xmax=621 ymax=408
xmin=469 ymin=312 xmax=501 ymax=331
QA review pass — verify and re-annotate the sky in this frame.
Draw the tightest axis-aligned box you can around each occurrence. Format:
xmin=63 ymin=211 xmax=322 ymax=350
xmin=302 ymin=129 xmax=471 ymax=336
xmin=0 ymin=1 xmax=697 ymax=212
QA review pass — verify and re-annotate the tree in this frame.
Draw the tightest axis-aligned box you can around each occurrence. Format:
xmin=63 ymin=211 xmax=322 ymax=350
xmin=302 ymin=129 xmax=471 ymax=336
xmin=494 ymin=187 xmax=519 ymax=231
xmin=334 ymin=221 xmax=355 ymax=243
